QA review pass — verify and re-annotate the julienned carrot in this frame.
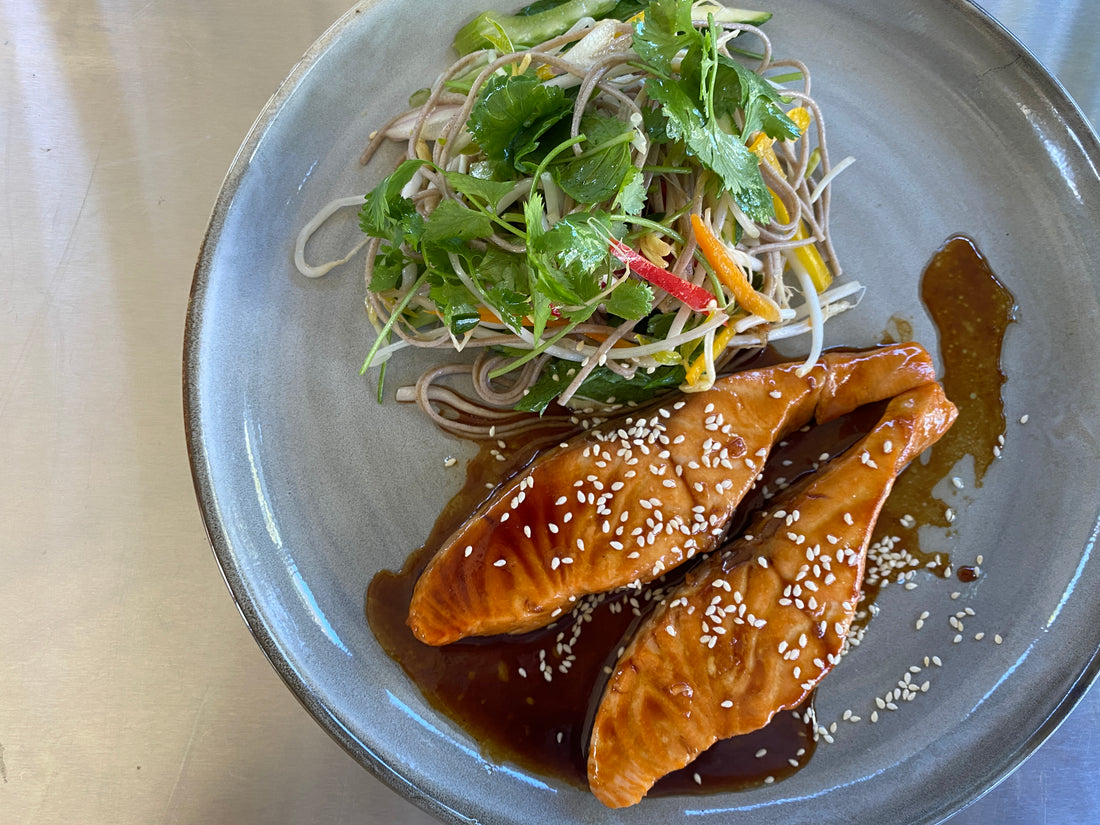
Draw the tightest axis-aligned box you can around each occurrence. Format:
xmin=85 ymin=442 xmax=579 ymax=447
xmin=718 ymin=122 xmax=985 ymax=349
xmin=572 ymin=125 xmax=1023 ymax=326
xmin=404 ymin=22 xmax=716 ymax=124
xmin=690 ymin=214 xmax=781 ymax=322
xmin=607 ymin=238 xmax=715 ymax=312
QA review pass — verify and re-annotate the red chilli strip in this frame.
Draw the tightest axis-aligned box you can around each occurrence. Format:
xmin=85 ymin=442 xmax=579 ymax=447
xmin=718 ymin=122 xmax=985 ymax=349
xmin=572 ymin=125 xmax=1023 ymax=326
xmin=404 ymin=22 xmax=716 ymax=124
xmin=608 ymin=239 xmax=715 ymax=312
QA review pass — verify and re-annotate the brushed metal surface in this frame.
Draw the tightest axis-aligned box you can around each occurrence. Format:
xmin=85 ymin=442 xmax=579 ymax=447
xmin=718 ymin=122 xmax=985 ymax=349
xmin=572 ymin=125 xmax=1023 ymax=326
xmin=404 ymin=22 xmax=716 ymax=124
xmin=1 ymin=1 xmax=1096 ymax=823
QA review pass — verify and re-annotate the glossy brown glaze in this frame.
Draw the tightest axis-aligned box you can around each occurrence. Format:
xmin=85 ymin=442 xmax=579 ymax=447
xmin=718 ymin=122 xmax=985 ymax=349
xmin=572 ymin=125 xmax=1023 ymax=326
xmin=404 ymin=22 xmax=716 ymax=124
xmin=408 ymin=346 xmax=937 ymax=646
xmin=587 ymin=384 xmax=958 ymax=807
xmin=876 ymin=236 xmax=1016 ymax=561
xmin=368 ymin=436 xmax=818 ymax=790
xmin=366 ymin=235 xmax=1014 ymax=798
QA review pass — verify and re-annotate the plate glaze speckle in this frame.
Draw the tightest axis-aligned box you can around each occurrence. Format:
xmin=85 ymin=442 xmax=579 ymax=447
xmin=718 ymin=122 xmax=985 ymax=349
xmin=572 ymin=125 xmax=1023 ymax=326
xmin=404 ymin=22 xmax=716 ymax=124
xmin=184 ymin=1 xmax=1100 ymax=823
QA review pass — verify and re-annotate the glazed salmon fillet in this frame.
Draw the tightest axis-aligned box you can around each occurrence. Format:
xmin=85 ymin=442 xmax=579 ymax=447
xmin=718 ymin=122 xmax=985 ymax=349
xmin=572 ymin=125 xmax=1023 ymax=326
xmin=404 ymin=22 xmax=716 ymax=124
xmin=407 ymin=343 xmax=937 ymax=646
xmin=586 ymin=382 xmax=957 ymax=808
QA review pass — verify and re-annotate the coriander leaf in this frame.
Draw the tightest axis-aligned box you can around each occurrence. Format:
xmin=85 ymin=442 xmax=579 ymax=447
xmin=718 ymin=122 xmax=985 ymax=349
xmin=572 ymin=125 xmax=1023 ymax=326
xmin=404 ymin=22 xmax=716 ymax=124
xmin=631 ymin=0 xmax=701 ymax=75
xmin=523 ymin=192 xmax=552 ymax=340
xmin=467 ymin=73 xmax=573 ymax=175
xmin=553 ymin=114 xmax=635 ymax=203
xmin=614 ymin=164 xmax=647 ymax=215
xmin=443 ymin=171 xmax=517 ymax=211
xmin=641 ymin=103 xmax=672 ymax=144
xmin=367 ymin=244 xmax=408 ymax=291
xmin=476 ymin=246 xmax=531 ymax=332
xmin=646 ymin=74 xmax=773 ymax=222
xmin=641 ymin=309 xmax=678 ymax=339
xmin=476 ymin=245 xmax=528 ymax=292
xmin=540 ymin=213 xmax=612 ymax=280
xmin=359 ymin=158 xmax=426 ymax=243
xmin=713 ymin=54 xmax=800 ymax=140
xmin=429 ymin=280 xmax=481 ymax=336
xmin=529 ymin=286 xmax=554 ymax=342
xmin=524 ymin=189 xmax=546 ymax=246
xmin=484 ymin=285 xmax=530 ymax=332
xmin=604 ymin=277 xmax=654 ymax=320
xmin=421 ymin=199 xmax=495 ymax=246
xmin=529 ymin=212 xmax=612 ymax=305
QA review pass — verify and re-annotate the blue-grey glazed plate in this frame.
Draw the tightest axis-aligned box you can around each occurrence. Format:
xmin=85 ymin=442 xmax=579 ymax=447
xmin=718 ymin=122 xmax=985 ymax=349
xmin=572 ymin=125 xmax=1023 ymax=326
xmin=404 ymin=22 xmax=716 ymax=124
xmin=184 ymin=1 xmax=1100 ymax=823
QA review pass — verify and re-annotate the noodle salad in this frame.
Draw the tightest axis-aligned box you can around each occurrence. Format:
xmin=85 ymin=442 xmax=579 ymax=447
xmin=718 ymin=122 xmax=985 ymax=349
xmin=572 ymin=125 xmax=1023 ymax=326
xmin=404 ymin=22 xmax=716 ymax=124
xmin=295 ymin=0 xmax=860 ymax=436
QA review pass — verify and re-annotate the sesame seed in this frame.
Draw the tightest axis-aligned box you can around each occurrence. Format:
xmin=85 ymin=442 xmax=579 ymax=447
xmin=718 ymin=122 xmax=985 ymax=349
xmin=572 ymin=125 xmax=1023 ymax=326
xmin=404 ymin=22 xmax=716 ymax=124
xmin=494 ymin=559 xmax=507 ymax=567
xmin=1019 ymin=414 xmax=1029 ymax=424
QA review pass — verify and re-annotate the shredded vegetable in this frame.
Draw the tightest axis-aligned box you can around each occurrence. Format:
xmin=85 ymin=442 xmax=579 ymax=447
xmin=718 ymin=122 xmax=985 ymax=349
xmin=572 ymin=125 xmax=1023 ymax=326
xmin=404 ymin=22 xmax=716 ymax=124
xmin=294 ymin=0 xmax=859 ymax=430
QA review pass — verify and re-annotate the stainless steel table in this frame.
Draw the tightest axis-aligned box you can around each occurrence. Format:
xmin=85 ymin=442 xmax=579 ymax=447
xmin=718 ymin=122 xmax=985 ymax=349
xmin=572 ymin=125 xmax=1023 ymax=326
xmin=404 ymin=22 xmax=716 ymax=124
xmin=2 ymin=1 xmax=1096 ymax=822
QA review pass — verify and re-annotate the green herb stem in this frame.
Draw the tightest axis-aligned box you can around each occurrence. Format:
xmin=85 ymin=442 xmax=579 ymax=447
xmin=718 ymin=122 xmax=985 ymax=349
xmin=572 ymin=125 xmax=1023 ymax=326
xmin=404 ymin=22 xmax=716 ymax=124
xmin=360 ymin=271 xmax=429 ymax=374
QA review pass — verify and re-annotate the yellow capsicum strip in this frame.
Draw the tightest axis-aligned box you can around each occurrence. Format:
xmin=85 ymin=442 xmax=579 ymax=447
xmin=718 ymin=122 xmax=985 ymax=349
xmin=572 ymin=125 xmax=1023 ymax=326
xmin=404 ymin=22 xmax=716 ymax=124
xmin=683 ymin=323 xmax=735 ymax=387
xmin=770 ymin=193 xmax=832 ymax=292
xmin=747 ymin=111 xmax=833 ymax=293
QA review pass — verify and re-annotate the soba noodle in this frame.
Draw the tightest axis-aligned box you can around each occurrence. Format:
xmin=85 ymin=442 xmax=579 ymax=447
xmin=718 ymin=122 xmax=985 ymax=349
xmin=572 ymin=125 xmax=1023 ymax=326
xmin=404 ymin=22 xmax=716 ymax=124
xmin=295 ymin=4 xmax=858 ymax=439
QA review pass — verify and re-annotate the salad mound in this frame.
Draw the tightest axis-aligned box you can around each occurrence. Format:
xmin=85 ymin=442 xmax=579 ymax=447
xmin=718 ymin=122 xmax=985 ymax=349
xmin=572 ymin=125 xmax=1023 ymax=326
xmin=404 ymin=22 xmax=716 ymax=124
xmin=296 ymin=0 xmax=859 ymax=433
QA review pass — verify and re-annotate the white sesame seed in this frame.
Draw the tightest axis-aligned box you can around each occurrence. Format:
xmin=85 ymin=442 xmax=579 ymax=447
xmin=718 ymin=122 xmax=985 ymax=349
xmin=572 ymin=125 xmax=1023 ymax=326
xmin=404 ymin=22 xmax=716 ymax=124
xmin=494 ymin=559 xmax=507 ymax=567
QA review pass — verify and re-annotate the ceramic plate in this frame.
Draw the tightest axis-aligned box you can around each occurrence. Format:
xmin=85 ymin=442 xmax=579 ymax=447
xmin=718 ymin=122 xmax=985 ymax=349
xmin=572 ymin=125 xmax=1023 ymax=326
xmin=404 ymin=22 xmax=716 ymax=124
xmin=184 ymin=1 xmax=1100 ymax=822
